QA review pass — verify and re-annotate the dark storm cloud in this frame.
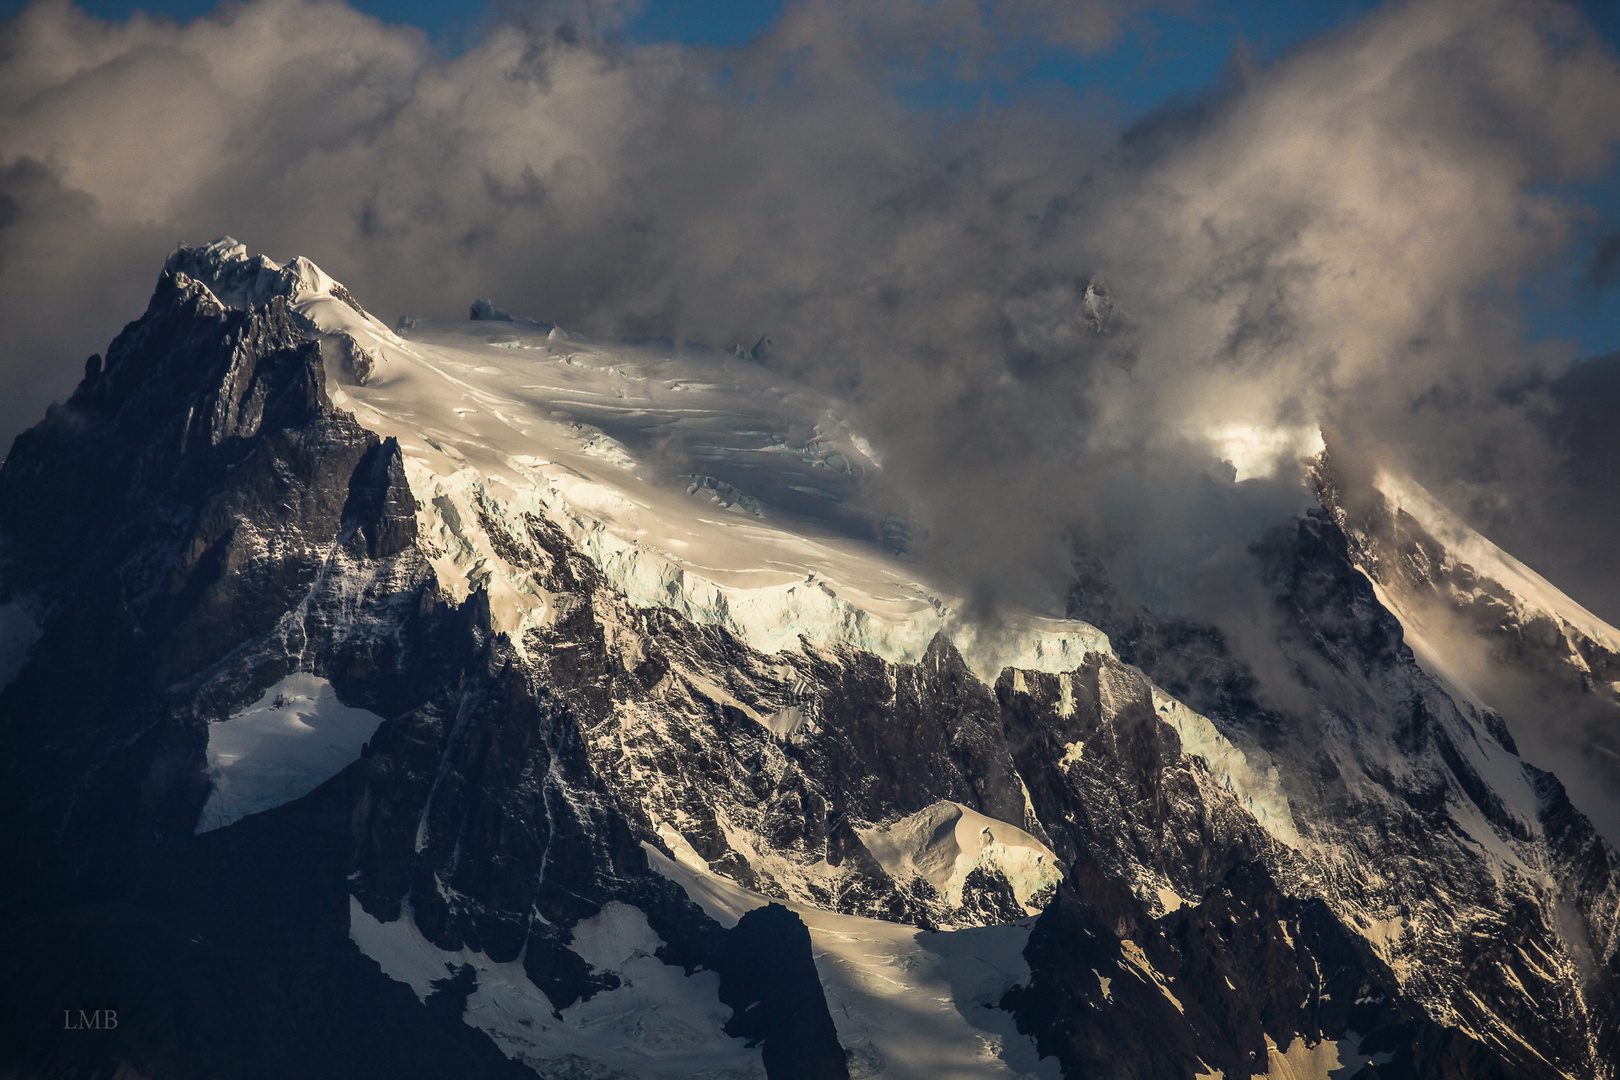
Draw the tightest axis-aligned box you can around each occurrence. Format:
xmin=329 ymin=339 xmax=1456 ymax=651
xmin=0 ymin=0 xmax=1618 ymax=637
xmin=1590 ymin=232 xmax=1620 ymax=287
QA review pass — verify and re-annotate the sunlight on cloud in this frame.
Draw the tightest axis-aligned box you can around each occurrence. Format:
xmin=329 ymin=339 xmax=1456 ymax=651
xmin=1206 ymin=424 xmax=1324 ymax=482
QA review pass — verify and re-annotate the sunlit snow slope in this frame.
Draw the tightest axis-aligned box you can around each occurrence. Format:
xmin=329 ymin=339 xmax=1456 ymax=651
xmin=1312 ymin=456 xmax=1620 ymax=849
xmin=277 ymin=247 xmax=1106 ymax=682
xmin=1372 ymin=469 xmax=1620 ymax=667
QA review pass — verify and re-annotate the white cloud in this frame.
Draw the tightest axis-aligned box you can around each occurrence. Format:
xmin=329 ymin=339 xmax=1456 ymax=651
xmin=0 ymin=0 xmax=1616 ymax=626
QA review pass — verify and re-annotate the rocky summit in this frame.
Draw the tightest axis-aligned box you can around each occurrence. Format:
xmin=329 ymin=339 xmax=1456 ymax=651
xmin=1 ymin=241 xmax=1617 ymax=1080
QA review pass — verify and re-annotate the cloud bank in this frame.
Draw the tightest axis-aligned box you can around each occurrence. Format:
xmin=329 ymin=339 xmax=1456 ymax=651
xmin=1 ymin=0 xmax=1617 ymax=630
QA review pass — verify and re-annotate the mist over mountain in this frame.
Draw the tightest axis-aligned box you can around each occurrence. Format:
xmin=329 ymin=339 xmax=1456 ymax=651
xmin=2 ymin=0 xmax=1620 ymax=628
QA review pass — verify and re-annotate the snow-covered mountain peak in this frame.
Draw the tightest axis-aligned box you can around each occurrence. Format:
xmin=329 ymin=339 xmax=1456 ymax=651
xmin=1311 ymin=450 xmax=1620 ymax=854
xmin=164 ymin=235 xmax=298 ymax=311
xmin=1311 ymin=454 xmax=1620 ymax=710
xmin=6 ymin=238 xmax=1620 ymax=1080
xmin=149 ymin=242 xmax=1119 ymax=683
xmin=163 ymin=238 xmax=407 ymax=368
xmin=1370 ymin=468 xmax=1620 ymax=655
xmin=262 ymin=262 xmax=1111 ymax=682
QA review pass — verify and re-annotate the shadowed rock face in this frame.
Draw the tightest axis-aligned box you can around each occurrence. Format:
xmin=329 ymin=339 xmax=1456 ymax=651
xmin=0 ymin=272 xmax=379 ymax=895
xmin=0 ymin=272 xmax=541 ymax=1077
xmin=1 ymin=252 xmax=1617 ymax=1080
xmin=716 ymin=904 xmax=850 ymax=1080
xmin=1005 ymin=858 xmax=1558 ymax=1080
xmin=1068 ymin=511 xmax=1620 ymax=1078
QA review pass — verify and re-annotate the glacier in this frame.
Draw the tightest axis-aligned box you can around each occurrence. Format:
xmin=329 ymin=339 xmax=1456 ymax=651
xmin=168 ymin=237 xmax=1109 ymax=681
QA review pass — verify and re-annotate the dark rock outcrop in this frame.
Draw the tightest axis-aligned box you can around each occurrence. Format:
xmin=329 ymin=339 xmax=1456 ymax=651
xmin=1005 ymin=857 xmax=1560 ymax=1080
xmin=714 ymin=904 xmax=850 ymax=1080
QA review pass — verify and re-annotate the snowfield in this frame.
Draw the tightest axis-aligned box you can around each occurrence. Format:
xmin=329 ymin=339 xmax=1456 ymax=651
xmin=281 ymin=242 xmax=1112 ymax=682
xmin=646 ymin=846 xmax=1059 ymax=1080
xmin=196 ymin=672 xmax=387 ymax=833
xmin=350 ymin=896 xmax=766 ymax=1079
xmin=348 ymin=847 xmax=1061 ymax=1080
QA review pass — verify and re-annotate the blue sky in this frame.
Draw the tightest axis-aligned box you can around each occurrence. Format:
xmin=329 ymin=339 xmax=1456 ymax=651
xmin=5 ymin=0 xmax=1618 ymax=358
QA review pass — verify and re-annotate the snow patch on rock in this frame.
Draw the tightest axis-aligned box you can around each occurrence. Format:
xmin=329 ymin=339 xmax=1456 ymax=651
xmin=195 ymin=673 xmax=386 ymax=833
xmin=858 ymin=801 xmax=1063 ymax=917
xmin=1151 ymin=690 xmax=1300 ymax=849
xmin=350 ymin=897 xmax=762 ymax=1079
